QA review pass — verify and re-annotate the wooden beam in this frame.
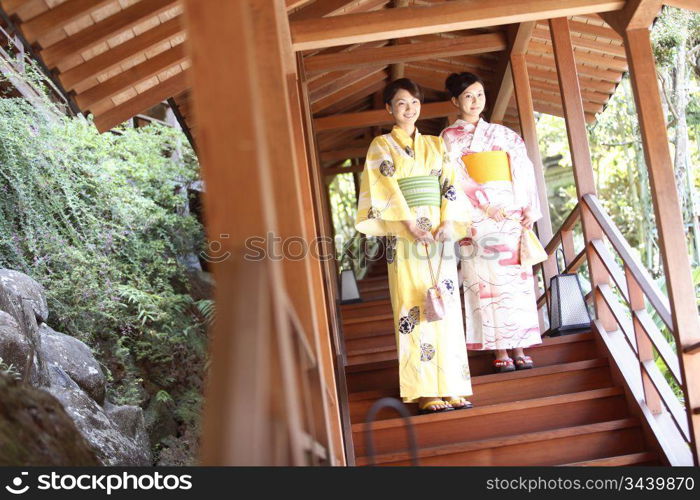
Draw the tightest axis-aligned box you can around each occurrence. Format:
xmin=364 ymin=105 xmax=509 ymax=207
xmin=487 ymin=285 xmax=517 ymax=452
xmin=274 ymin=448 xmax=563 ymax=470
xmin=93 ymin=69 xmax=188 ymax=132
xmin=315 ymin=100 xmax=454 ymax=131
xmin=75 ymin=43 xmax=186 ymax=110
xmin=531 ymin=27 xmax=626 ymax=57
xmin=525 ymin=53 xmax=622 ymax=81
xmin=549 ymin=16 xmax=615 ymax=334
xmin=600 ymin=0 xmax=663 ymax=36
xmin=40 ymin=0 xmax=178 ymax=69
xmin=305 ymin=32 xmax=506 ymax=74
xmin=564 ymin=19 xmax=623 ymax=41
xmin=58 ymin=16 xmax=184 ymax=92
xmin=528 ymin=40 xmax=629 ymax=72
xmin=511 ymin=52 xmax=557 ymax=284
xmin=290 ymin=0 xmax=626 ymax=51
xmin=526 ymin=65 xmax=618 ymax=94
xmin=1 ymin=0 xmax=28 ymax=16
xmin=21 ymin=0 xmax=113 ymax=43
xmin=530 ymin=78 xmax=610 ymax=105
xmin=311 ymin=69 xmax=386 ymax=113
xmin=622 ymin=26 xmax=700 ymax=465
xmin=489 ymin=22 xmax=535 ymax=123
xmin=289 ymin=0 xmax=355 ymax=21
xmin=310 ymin=66 xmax=386 ymax=103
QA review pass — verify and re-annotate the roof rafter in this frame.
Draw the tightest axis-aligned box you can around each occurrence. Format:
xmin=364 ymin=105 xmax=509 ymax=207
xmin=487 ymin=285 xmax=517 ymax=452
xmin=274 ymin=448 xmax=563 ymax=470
xmin=40 ymin=0 xmax=178 ymax=69
xmin=290 ymin=0 xmax=626 ymax=51
xmin=304 ymin=32 xmax=507 ymax=73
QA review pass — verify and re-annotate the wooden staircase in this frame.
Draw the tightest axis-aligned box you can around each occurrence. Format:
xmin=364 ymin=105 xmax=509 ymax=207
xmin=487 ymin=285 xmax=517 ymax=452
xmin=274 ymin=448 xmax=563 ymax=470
xmin=340 ymin=275 xmax=662 ymax=466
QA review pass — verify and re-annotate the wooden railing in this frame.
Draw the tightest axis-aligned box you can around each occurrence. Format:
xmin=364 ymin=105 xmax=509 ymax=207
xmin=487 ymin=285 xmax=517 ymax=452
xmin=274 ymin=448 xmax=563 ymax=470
xmin=200 ymin=259 xmax=333 ymax=465
xmin=535 ymin=193 xmax=695 ymax=465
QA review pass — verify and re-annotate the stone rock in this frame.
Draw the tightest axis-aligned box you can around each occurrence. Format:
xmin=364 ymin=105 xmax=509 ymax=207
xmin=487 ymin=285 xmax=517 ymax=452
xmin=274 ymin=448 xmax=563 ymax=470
xmin=0 ymin=269 xmax=49 ymax=323
xmin=0 ymin=372 xmax=99 ymax=466
xmin=0 ymin=310 xmax=31 ymax=376
xmin=104 ymin=401 xmax=150 ymax=456
xmin=38 ymin=324 xmax=105 ymax=404
xmin=46 ymin=365 xmax=151 ymax=466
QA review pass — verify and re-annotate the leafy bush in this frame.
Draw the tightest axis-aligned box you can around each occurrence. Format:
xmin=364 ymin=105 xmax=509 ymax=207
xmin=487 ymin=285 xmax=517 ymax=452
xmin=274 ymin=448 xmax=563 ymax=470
xmin=0 ymin=88 xmax=207 ymax=463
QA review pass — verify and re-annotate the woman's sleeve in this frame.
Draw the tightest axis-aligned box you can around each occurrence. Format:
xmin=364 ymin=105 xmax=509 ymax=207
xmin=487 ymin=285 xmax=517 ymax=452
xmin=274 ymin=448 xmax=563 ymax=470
xmin=507 ymin=131 xmax=543 ymax=221
xmin=438 ymin=138 xmax=471 ymax=240
xmin=355 ymin=137 xmax=413 ymax=239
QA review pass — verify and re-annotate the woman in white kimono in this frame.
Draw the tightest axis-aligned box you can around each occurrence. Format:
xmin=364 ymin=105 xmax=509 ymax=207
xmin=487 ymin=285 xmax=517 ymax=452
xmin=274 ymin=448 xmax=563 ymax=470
xmin=440 ymin=72 xmax=543 ymax=373
xmin=355 ymin=78 xmax=473 ymax=413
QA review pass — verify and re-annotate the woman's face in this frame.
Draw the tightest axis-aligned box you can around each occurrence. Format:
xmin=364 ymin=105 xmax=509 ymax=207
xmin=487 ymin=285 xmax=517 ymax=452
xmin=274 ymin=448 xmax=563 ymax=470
xmin=386 ymin=88 xmax=421 ymax=128
xmin=453 ymin=81 xmax=485 ymax=122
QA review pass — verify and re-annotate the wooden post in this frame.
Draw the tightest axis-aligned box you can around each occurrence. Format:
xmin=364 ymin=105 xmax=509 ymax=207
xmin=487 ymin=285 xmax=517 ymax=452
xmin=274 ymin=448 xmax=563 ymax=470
xmin=185 ymin=0 xmax=344 ymax=465
xmin=549 ymin=17 xmax=615 ymax=332
xmin=510 ymin=53 xmax=556 ymax=283
xmin=625 ymin=266 xmax=662 ymax=414
xmin=622 ymin=26 xmax=700 ymax=464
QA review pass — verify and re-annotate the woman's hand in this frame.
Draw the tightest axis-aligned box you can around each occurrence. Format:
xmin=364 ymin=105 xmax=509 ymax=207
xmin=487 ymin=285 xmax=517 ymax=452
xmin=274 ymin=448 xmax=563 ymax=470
xmin=434 ymin=221 xmax=455 ymax=242
xmin=405 ymin=220 xmax=435 ymax=243
xmin=481 ymin=203 xmax=507 ymax=222
xmin=520 ymin=207 xmax=535 ymax=230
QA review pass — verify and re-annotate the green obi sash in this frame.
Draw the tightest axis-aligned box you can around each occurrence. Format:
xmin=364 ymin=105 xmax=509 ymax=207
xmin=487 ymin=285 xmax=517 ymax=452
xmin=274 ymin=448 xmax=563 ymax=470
xmin=397 ymin=175 xmax=441 ymax=208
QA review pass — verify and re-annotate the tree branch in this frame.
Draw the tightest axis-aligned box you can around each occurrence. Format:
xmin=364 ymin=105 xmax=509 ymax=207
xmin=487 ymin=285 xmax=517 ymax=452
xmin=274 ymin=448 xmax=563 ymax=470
xmin=658 ymin=70 xmax=679 ymax=122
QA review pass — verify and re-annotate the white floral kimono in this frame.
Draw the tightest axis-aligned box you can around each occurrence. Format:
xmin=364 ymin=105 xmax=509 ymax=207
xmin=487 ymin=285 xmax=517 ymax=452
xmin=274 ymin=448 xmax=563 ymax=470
xmin=441 ymin=118 xmax=543 ymax=350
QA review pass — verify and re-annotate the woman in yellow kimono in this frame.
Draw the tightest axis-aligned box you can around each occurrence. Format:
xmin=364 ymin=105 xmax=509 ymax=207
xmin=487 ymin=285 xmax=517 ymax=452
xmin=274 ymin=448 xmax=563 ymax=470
xmin=355 ymin=78 xmax=473 ymax=413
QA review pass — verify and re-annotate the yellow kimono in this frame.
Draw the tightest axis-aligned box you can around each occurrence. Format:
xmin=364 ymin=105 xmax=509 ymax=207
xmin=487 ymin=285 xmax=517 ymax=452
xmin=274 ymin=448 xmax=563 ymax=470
xmin=355 ymin=126 xmax=473 ymax=403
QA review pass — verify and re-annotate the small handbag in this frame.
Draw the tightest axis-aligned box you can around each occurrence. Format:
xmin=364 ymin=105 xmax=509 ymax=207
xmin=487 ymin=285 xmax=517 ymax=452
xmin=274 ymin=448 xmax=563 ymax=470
xmin=423 ymin=243 xmax=448 ymax=322
xmin=520 ymin=228 xmax=548 ymax=268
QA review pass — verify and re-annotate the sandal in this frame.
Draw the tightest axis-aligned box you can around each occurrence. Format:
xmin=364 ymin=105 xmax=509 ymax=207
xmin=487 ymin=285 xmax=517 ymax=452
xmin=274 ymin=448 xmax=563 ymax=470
xmin=418 ymin=399 xmax=454 ymax=415
xmin=514 ymin=355 xmax=534 ymax=370
xmin=493 ymin=357 xmax=516 ymax=373
xmin=445 ymin=397 xmax=473 ymax=410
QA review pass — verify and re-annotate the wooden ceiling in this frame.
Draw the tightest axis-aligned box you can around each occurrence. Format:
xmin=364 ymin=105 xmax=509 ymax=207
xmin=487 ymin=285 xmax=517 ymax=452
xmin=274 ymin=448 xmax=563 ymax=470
xmin=0 ymin=0 xmax=671 ymax=160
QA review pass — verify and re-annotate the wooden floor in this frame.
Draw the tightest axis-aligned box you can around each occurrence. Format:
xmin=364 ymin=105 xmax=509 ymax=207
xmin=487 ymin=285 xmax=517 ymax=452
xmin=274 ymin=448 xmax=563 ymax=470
xmin=341 ymin=273 xmax=661 ymax=466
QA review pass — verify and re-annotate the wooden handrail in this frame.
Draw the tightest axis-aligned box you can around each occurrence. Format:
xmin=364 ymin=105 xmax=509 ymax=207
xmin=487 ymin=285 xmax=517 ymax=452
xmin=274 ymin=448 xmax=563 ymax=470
xmin=582 ymin=194 xmax=672 ymax=331
xmin=544 ymin=203 xmax=581 ymax=256
xmin=537 ymin=195 xmax=692 ymax=462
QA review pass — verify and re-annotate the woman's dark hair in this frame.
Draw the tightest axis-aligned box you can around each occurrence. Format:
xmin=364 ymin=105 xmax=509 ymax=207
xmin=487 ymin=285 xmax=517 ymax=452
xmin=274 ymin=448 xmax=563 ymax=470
xmin=383 ymin=78 xmax=424 ymax=105
xmin=445 ymin=72 xmax=485 ymax=99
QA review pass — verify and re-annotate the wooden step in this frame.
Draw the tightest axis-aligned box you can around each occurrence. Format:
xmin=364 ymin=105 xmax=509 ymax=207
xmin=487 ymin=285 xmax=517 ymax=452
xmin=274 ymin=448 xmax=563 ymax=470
xmin=346 ymin=332 xmax=598 ymax=392
xmin=562 ymin=452 xmax=659 ymax=466
xmin=353 ymin=387 xmax=627 ymax=456
xmin=345 ymin=328 xmax=595 ymax=366
xmin=356 ymin=278 xmax=389 ymax=301
xmin=342 ymin=315 xmax=394 ymax=340
xmin=356 ymin=418 xmax=644 ymax=466
xmin=349 ymin=358 xmax=613 ymax=422
xmin=340 ymin=299 xmax=391 ymax=319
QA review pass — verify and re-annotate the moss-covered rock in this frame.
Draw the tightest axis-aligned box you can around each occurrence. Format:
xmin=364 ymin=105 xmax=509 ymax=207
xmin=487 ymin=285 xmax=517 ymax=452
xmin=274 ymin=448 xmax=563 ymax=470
xmin=0 ymin=372 xmax=99 ymax=465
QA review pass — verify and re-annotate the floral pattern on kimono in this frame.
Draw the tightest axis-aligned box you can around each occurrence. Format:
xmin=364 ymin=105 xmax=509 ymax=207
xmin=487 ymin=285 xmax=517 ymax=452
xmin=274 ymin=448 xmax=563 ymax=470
xmin=441 ymin=118 xmax=543 ymax=350
xmin=355 ymin=126 xmax=473 ymax=402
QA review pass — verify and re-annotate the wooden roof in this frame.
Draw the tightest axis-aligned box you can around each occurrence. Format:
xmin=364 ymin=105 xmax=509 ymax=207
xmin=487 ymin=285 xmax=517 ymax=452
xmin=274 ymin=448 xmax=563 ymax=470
xmin=0 ymin=0 xmax=673 ymax=148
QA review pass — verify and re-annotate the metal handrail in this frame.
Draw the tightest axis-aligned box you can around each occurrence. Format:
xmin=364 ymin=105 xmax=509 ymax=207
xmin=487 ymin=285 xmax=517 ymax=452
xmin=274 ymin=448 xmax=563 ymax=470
xmin=363 ymin=397 xmax=419 ymax=466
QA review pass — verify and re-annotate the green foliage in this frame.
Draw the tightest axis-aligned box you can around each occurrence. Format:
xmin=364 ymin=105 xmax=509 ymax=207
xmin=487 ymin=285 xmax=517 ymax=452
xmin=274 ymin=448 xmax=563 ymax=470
xmin=0 ymin=70 xmax=207 ymax=464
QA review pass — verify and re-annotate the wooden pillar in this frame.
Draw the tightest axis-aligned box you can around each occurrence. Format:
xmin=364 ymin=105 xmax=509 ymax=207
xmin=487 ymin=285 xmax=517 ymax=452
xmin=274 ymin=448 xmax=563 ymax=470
xmin=186 ymin=0 xmax=342 ymax=465
xmin=510 ymin=53 xmax=556 ymax=282
xmin=549 ymin=17 xmax=615 ymax=332
xmin=622 ymin=26 xmax=700 ymax=464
